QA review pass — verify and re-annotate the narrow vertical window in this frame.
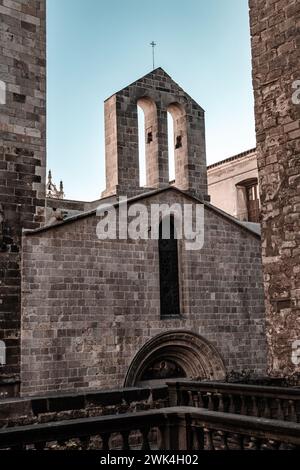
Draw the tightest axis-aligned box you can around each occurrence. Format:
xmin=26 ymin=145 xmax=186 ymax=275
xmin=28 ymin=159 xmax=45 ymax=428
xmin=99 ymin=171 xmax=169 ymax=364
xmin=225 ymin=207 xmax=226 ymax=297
xmin=159 ymin=216 xmax=180 ymax=318
xmin=167 ymin=112 xmax=175 ymax=182
xmin=137 ymin=105 xmax=146 ymax=187
xmin=137 ymin=97 xmax=157 ymax=188
xmin=167 ymin=103 xmax=186 ymax=185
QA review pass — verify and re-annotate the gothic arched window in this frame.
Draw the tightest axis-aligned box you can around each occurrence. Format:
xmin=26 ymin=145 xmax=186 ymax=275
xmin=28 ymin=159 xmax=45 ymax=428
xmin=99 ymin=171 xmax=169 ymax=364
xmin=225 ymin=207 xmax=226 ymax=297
xmin=159 ymin=216 xmax=180 ymax=318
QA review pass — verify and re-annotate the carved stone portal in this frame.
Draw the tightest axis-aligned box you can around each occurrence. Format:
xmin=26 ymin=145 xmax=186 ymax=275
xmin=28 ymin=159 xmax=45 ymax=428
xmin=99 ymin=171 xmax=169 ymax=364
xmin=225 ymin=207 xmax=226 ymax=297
xmin=125 ymin=331 xmax=226 ymax=386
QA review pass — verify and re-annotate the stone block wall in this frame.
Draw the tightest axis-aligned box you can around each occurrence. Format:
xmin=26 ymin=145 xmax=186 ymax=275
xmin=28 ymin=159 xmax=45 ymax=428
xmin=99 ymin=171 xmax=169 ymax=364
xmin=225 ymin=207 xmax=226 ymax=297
xmin=21 ymin=189 xmax=267 ymax=396
xmin=0 ymin=0 xmax=46 ymax=383
xmin=249 ymin=0 xmax=300 ymax=377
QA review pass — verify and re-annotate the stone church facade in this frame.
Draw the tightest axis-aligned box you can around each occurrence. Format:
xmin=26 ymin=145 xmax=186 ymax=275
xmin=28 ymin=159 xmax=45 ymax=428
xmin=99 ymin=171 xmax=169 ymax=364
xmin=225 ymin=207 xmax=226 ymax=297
xmin=0 ymin=0 xmax=269 ymax=398
xmin=20 ymin=68 xmax=267 ymax=396
xmin=21 ymin=184 xmax=267 ymax=395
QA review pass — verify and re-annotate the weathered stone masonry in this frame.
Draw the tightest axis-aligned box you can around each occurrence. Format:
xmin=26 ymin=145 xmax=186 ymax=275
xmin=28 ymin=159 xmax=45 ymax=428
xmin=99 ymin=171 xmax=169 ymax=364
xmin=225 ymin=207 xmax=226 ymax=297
xmin=0 ymin=1 xmax=270 ymax=398
xmin=21 ymin=189 xmax=267 ymax=396
xmin=0 ymin=0 xmax=46 ymax=384
xmin=102 ymin=68 xmax=208 ymax=200
xmin=249 ymin=0 xmax=300 ymax=378
xmin=0 ymin=385 xmax=168 ymax=428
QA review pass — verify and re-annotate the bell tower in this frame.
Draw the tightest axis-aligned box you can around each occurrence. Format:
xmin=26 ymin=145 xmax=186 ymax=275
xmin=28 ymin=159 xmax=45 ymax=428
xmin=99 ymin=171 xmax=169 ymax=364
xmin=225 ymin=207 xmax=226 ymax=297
xmin=102 ymin=68 xmax=208 ymax=200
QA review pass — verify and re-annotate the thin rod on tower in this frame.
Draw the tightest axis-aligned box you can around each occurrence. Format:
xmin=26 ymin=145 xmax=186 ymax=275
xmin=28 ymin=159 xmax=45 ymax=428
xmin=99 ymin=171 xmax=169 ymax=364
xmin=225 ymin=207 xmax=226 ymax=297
xmin=150 ymin=41 xmax=157 ymax=70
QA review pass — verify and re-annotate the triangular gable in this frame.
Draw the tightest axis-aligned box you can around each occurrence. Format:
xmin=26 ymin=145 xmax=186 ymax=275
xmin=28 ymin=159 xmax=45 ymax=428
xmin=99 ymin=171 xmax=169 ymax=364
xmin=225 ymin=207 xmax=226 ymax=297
xmin=24 ymin=186 xmax=260 ymax=239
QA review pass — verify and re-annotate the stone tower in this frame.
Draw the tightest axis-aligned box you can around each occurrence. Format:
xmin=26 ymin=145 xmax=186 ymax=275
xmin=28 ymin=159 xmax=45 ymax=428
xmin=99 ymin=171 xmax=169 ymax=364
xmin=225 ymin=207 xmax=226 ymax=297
xmin=249 ymin=0 xmax=300 ymax=379
xmin=0 ymin=0 xmax=46 ymax=393
xmin=102 ymin=68 xmax=208 ymax=200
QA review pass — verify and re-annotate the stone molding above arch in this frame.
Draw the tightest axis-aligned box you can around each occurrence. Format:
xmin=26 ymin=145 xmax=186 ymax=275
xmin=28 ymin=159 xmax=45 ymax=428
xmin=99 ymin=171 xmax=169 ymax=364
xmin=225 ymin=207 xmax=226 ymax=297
xmin=124 ymin=330 xmax=226 ymax=387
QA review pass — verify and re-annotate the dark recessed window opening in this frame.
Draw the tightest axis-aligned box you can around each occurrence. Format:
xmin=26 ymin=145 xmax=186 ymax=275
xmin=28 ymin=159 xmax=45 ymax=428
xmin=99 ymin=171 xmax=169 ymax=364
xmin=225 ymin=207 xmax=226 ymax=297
xmin=175 ymin=135 xmax=182 ymax=149
xmin=147 ymin=131 xmax=153 ymax=144
xmin=159 ymin=216 xmax=180 ymax=318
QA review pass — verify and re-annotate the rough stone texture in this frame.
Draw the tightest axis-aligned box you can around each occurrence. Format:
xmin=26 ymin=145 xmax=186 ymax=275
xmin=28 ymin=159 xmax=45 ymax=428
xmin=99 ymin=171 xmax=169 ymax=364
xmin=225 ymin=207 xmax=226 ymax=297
xmin=45 ymin=197 xmax=86 ymax=224
xmin=0 ymin=0 xmax=46 ymax=383
xmin=45 ymin=196 xmax=118 ymax=224
xmin=0 ymin=385 xmax=168 ymax=428
xmin=249 ymin=0 xmax=300 ymax=378
xmin=21 ymin=188 xmax=267 ymax=396
xmin=102 ymin=68 xmax=208 ymax=200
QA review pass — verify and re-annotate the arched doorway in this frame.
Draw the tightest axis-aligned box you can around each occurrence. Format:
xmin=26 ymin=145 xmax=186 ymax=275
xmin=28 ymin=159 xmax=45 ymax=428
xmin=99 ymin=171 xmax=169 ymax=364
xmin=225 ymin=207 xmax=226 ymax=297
xmin=124 ymin=331 xmax=226 ymax=387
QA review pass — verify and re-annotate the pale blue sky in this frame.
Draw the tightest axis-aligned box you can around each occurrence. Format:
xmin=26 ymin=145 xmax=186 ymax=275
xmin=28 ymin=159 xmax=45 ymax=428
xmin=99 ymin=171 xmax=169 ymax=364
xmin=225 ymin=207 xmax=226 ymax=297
xmin=47 ymin=0 xmax=255 ymax=201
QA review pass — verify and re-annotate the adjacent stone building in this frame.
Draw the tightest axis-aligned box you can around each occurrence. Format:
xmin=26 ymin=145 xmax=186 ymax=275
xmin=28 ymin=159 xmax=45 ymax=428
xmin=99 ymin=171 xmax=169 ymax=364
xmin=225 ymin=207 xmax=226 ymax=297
xmin=0 ymin=0 xmax=46 ymax=394
xmin=249 ymin=0 xmax=300 ymax=379
xmin=207 ymin=148 xmax=260 ymax=223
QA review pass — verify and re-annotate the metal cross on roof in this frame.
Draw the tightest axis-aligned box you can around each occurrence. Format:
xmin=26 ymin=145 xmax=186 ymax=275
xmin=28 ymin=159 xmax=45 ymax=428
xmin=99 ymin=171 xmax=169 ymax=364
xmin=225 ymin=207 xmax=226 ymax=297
xmin=150 ymin=41 xmax=157 ymax=70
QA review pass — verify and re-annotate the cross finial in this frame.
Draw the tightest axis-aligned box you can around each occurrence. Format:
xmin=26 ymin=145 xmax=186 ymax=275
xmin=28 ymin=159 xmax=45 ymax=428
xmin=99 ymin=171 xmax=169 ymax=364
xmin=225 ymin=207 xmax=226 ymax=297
xmin=150 ymin=41 xmax=157 ymax=70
